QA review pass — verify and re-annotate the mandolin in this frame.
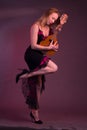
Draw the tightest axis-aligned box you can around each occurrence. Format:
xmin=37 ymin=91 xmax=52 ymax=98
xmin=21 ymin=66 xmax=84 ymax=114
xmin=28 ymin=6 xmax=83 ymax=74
xmin=40 ymin=33 xmax=58 ymax=56
xmin=40 ymin=13 xmax=68 ymax=56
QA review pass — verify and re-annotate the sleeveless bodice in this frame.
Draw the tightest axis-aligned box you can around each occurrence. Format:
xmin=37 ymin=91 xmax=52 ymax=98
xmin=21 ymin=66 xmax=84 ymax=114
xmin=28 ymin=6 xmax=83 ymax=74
xmin=37 ymin=28 xmax=53 ymax=44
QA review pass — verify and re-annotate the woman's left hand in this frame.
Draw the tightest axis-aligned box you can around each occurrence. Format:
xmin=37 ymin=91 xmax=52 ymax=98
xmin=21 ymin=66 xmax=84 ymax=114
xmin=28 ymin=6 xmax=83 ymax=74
xmin=60 ymin=13 xmax=68 ymax=25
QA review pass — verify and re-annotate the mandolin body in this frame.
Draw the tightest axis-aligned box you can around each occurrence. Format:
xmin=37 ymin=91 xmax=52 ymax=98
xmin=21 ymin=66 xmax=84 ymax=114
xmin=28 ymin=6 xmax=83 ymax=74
xmin=40 ymin=34 xmax=58 ymax=56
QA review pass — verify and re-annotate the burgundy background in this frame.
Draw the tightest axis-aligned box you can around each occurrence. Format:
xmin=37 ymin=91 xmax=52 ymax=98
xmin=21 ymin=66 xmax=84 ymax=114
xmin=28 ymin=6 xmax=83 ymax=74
xmin=0 ymin=0 xmax=87 ymax=121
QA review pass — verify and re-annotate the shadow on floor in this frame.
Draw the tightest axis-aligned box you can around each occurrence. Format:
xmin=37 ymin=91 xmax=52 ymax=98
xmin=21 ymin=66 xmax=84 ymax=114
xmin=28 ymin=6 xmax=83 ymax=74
xmin=0 ymin=126 xmax=77 ymax=130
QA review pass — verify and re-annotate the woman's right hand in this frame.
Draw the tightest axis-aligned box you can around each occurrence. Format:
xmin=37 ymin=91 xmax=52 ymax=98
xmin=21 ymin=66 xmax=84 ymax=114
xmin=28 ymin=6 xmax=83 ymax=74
xmin=48 ymin=40 xmax=59 ymax=51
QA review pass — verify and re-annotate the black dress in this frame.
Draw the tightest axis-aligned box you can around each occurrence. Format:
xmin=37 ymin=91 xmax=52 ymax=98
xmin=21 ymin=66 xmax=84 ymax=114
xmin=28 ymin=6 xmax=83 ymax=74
xmin=21 ymin=29 xmax=53 ymax=109
xmin=24 ymin=29 xmax=53 ymax=71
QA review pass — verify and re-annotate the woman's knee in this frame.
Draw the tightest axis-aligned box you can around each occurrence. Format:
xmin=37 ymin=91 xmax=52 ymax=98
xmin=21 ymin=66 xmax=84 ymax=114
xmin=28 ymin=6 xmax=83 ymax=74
xmin=47 ymin=60 xmax=58 ymax=72
xmin=53 ymin=64 xmax=58 ymax=72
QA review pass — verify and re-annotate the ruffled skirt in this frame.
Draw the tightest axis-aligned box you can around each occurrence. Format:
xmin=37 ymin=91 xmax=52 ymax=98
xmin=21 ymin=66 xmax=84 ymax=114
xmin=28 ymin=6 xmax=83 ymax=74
xmin=21 ymin=50 xmax=50 ymax=109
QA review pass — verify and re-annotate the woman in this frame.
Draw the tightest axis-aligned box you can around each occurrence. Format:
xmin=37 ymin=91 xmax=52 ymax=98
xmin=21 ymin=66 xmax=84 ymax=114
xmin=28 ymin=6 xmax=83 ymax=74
xmin=16 ymin=8 xmax=68 ymax=124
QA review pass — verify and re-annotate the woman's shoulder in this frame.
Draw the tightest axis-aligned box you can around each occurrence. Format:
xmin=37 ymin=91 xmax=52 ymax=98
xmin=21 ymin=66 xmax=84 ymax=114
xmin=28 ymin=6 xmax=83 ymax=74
xmin=31 ymin=22 xmax=40 ymax=29
xmin=30 ymin=22 xmax=41 ymax=33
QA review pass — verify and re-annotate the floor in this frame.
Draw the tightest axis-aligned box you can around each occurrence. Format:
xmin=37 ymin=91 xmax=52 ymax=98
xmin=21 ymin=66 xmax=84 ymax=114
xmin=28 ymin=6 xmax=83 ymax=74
xmin=0 ymin=108 xmax=87 ymax=130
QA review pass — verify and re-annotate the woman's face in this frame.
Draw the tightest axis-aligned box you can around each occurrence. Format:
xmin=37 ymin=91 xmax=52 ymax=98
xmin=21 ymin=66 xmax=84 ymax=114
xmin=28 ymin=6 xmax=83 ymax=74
xmin=47 ymin=12 xmax=58 ymax=25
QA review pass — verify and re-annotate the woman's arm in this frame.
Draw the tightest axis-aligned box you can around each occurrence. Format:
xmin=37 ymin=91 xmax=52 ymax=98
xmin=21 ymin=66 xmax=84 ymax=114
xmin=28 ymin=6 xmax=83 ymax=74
xmin=30 ymin=23 xmax=58 ymax=51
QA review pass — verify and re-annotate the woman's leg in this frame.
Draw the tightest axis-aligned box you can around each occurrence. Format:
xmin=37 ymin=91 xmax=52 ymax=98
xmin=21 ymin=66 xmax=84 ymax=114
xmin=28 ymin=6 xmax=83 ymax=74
xmin=20 ymin=60 xmax=58 ymax=79
xmin=30 ymin=109 xmax=39 ymax=121
xmin=36 ymin=75 xmax=42 ymax=104
xmin=30 ymin=76 xmax=42 ymax=122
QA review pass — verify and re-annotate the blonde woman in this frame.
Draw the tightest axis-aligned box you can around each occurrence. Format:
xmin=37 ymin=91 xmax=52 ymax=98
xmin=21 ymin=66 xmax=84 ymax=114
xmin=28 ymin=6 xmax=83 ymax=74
xmin=16 ymin=8 xmax=68 ymax=124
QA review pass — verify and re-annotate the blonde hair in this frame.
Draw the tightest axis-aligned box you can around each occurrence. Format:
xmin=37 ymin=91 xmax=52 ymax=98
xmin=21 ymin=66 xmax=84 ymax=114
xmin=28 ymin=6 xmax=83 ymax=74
xmin=37 ymin=8 xmax=60 ymax=27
